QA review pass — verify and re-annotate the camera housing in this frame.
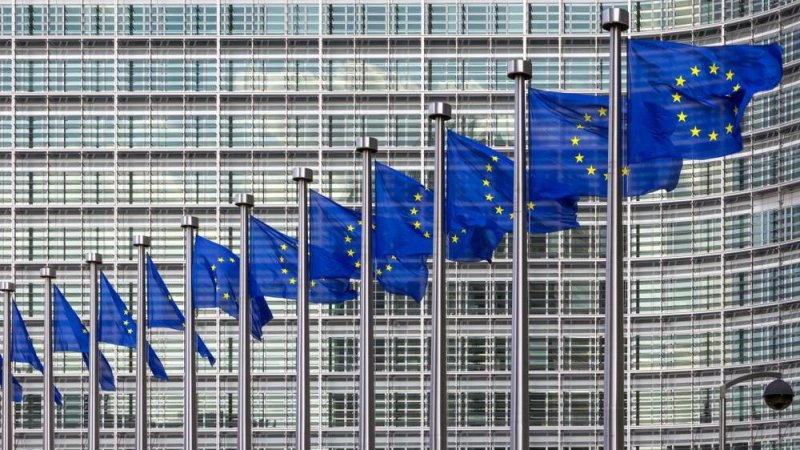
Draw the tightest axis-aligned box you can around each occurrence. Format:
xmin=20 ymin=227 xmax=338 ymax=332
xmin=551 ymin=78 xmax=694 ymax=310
xmin=763 ymin=379 xmax=795 ymax=411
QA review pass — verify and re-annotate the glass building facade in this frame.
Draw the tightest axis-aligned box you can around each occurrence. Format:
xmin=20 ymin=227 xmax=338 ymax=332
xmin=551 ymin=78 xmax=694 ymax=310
xmin=0 ymin=0 xmax=798 ymax=448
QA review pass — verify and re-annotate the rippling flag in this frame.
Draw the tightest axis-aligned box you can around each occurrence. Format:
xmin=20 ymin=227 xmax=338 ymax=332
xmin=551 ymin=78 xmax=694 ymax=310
xmin=11 ymin=301 xmax=63 ymax=405
xmin=147 ymin=255 xmax=215 ymax=366
xmin=192 ymin=235 xmax=273 ymax=340
xmin=446 ymin=130 xmax=579 ymax=262
xmin=0 ymin=355 xmax=23 ymax=402
xmin=311 ymin=190 xmax=430 ymax=301
xmin=250 ymin=215 xmax=357 ymax=303
xmin=99 ymin=273 xmax=168 ymax=380
xmin=529 ymin=88 xmax=683 ymax=198
xmin=629 ymin=39 xmax=783 ymax=160
xmin=53 ymin=286 xmax=116 ymax=391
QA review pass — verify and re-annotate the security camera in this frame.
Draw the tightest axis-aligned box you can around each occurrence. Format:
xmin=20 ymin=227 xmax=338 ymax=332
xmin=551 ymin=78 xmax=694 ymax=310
xmin=763 ymin=379 xmax=795 ymax=411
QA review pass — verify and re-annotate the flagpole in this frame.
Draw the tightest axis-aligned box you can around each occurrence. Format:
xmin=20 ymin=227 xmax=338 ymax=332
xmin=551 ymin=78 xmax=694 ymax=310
xmin=40 ymin=268 xmax=57 ymax=450
xmin=507 ymin=59 xmax=532 ymax=450
xmin=133 ymin=235 xmax=151 ymax=450
xmin=427 ymin=101 xmax=451 ymax=450
xmin=1 ymin=281 xmax=15 ymax=450
xmin=182 ymin=215 xmax=199 ymax=450
xmin=86 ymin=252 xmax=102 ymax=450
xmin=292 ymin=167 xmax=314 ymax=450
xmin=356 ymin=137 xmax=378 ymax=450
xmin=601 ymin=8 xmax=629 ymax=450
xmin=234 ymin=193 xmax=254 ymax=450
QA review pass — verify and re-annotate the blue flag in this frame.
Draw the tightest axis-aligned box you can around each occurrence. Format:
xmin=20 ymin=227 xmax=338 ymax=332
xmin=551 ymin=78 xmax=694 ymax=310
xmin=147 ymin=255 xmax=215 ymax=366
xmin=529 ymin=88 xmax=683 ymax=198
xmin=446 ymin=130 xmax=579 ymax=262
xmin=375 ymin=162 xmax=433 ymax=257
xmin=628 ymin=39 xmax=783 ymax=160
xmin=12 ymin=301 xmax=63 ymax=405
xmin=0 ymin=355 xmax=23 ymax=402
xmin=250 ymin=215 xmax=357 ymax=304
xmin=192 ymin=235 xmax=273 ymax=340
xmin=99 ymin=273 xmax=168 ymax=381
xmin=53 ymin=286 xmax=116 ymax=391
xmin=311 ymin=190 xmax=430 ymax=301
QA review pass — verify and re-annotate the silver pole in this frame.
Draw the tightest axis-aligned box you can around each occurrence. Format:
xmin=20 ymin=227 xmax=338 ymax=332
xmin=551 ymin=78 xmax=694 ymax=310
xmin=427 ymin=102 xmax=451 ymax=450
xmin=40 ymin=268 xmax=57 ymax=450
xmin=86 ymin=253 xmax=102 ymax=450
xmin=718 ymin=371 xmax=783 ymax=450
xmin=356 ymin=137 xmax=378 ymax=450
xmin=1 ymin=281 xmax=15 ymax=450
xmin=507 ymin=59 xmax=532 ymax=450
xmin=133 ymin=235 xmax=151 ymax=450
xmin=234 ymin=193 xmax=254 ymax=450
xmin=292 ymin=167 xmax=314 ymax=450
xmin=182 ymin=215 xmax=199 ymax=450
xmin=601 ymin=8 xmax=629 ymax=450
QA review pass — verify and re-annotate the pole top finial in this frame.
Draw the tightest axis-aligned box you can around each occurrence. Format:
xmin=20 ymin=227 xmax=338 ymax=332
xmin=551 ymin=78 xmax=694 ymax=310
xmin=85 ymin=253 xmax=103 ymax=264
xmin=181 ymin=215 xmax=199 ymax=229
xmin=0 ymin=281 xmax=15 ymax=292
xmin=292 ymin=167 xmax=314 ymax=182
xmin=427 ymin=102 xmax=452 ymax=121
xmin=506 ymin=59 xmax=532 ymax=80
xmin=355 ymin=137 xmax=378 ymax=154
xmin=234 ymin=193 xmax=255 ymax=207
xmin=601 ymin=8 xmax=629 ymax=31
xmin=132 ymin=235 xmax=151 ymax=247
xmin=39 ymin=267 xmax=56 ymax=279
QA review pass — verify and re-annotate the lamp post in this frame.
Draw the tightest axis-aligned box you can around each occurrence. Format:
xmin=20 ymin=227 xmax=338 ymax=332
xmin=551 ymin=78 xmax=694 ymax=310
xmin=719 ymin=371 xmax=794 ymax=449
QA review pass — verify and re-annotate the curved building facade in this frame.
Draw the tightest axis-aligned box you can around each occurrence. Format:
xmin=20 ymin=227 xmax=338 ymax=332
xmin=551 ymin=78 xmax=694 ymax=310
xmin=0 ymin=0 xmax=798 ymax=448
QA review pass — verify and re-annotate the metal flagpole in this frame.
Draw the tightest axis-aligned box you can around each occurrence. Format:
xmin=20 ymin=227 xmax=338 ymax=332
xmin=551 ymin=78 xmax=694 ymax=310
xmin=40 ymin=268 xmax=57 ymax=450
xmin=1 ymin=281 xmax=15 ymax=450
xmin=133 ymin=235 xmax=151 ymax=450
xmin=427 ymin=101 xmax=451 ymax=450
xmin=292 ymin=167 xmax=313 ymax=450
xmin=86 ymin=252 xmax=102 ymax=450
xmin=182 ymin=215 xmax=199 ymax=450
xmin=356 ymin=137 xmax=378 ymax=450
xmin=234 ymin=194 xmax=254 ymax=450
xmin=601 ymin=8 xmax=629 ymax=450
xmin=507 ymin=59 xmax=532 ymax=450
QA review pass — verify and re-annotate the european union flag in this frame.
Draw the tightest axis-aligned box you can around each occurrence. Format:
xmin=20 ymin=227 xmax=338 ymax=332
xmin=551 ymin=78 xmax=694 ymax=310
xmin=446 ymin=130 xmax=579 ymax=262
xmin=11 ymin=301 xmax=63 ymax=405
xmin=311 ymin=190 xmax=430 ymax=301
xmin=375 ymin=162 xmax=433 ymax=257
xmin=147 ymin=255 xmax=215 ymax=366
xmin=99 ymin=273 xmax=168 ymax=381
xmin=192 ymin=235 xmax=273 ymax=340
xmin=629 ymin=39 xmax=783 ymax=160
xmin=250 ymin=215 xmax=357 ymax=304
xmin=0 ymin=355 xmax=23 ymax=402
xmin=53 ymin=286 xmax=116 ymax=391
xmin=529 ymin=88 xmax=683 ymax=198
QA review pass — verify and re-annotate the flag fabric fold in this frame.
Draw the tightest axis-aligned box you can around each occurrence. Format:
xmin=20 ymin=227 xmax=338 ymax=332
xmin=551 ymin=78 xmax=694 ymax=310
xmin=628 ymin=39 xmax=783 ymax=161
xmin=53 ymin=286 xmax=116 ymax=391
xmin=192 ymin=235 xmax=273 ymax=340
xmin=147 ymin=255 xmax=216 ymax=366
xmin=99 ymin=273 xmax=168 ymax=380
xmin=249 ymin=215 xmax=357 ymax=304
xmin=446 ymin=130 xmax=579 ymax=262
xmin=11 ymin=301 xmax=63 ymax=405
xmin=0 ymin=355 xmax=23 ymax=402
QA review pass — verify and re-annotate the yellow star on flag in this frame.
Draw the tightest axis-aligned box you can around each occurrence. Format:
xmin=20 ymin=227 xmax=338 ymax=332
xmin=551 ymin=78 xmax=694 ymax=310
xmin=709 ymin=63 xmax=719 ymax=74
xmin=583 ymin=113 xmax=591 ymax=122
xmin=672 ymin=92 xmax=682 ymax=102
xmin=123 ymin=320 xmax=129 ymax=326
xmin=726 ymin=70 xmax=734 ymax=80
xmin=385 ymin=264 xmax=393 ymax=272
xmin=675 ymin=76 xmax=686 ymax=87
xmin=347 ymin=249 xmax=355 ymax=257
xmin=344 ymin=235 xmax=352 ymax=243
xmin=708 ymin=131 xmax=718 ymax=141
xmin=677 ymin=111 xmax=687 ymax=122
xmin=311 ymin=280 xmax=317 ymax=287
xmin=575 ymin=153 xmax=584 ymax=163
xmin=482 ymin=179 xmax=490 ymax=186
xmin=690 ymin=126 xmax=701 ymax=137
xmin=413 ymin=221 xmax=421 ymax=229
xmin=414 ymin=193 xmax=422 ymax=201
xmin=347 ymin=225 xmax=355 ymax=232
xmin=280 ymin=244 xmax=287 ymax=250
xmin=217 ymin=257 xmax=224 ymax=263
xmin=279 ymin=256 xmax=284 ymax=263
xmin=622 ymin=167 xmax=630 ymax=176
xmin=733 ymin=106 xmax=739 ymax=115
xmin=491 ymin=156 xmax=499 ymax=162
xmin=424 ymin=231 xmax=431 ymax=238
xmin=410 ymin=207 xmax=418 ymax=215
xmin=495 ymin=206 xmax=504 ymax=215
xmin=576 ymin=123 xmax=584 ymax=129
xmin=690 ymin=65 xmax=700 ymax=76
xmin=725 ymin=123 xmax=733 ymax=134
xmin=571 ymin=136 xmax=580 ymax=146
xmin=732 ymin=83 xmax=741 ymax=92
xmin=598 ymin=107 xmax=607 ymax=116
xmin=355 ymin=261 xmax=361 ymax=268
xmin=289 ymin=278 xmax=296 ymax=285
xmin=223 ymin=292 xmax=230 ymax=299
xmin=211 ymin=264 xmax=216 ymax=271
xmin=528 ymin=202 xmax=535 ymax=210
xmin=128 ymin=329 xmax=133 ymax=335
xmin=281 ymin=268 xmax=288 ymax=274
xmin=485 ymin=193 xmax=494 ymax=201
xmin=376 ymin=269 xmax=382 ymax=276
xmin=485 ymin=164 xmax=493 ymax=172
xmin=451 ymin=235 xmax=459 ymax=243
xmin=587 ymin=166 xmax=596 ymax=175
